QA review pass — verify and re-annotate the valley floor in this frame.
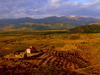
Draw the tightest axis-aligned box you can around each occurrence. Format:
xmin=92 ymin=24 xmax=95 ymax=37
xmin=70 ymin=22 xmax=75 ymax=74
xmin=0 ymin=32 xmax=100 ymax=74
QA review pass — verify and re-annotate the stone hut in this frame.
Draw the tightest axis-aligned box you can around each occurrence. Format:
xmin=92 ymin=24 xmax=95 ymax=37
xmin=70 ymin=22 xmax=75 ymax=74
xmin=26 ymin=46 xmax=36 ymax=53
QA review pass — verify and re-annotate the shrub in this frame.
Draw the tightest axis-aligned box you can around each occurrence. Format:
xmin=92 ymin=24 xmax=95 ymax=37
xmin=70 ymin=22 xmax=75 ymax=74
xmin=70 ymin=35 xmax=80 ymax=40
xmin=81 ymin=42 xmax=89 ymax=44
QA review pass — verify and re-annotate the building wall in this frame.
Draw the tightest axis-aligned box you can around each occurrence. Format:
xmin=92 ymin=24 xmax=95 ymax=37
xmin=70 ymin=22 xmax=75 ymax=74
xmin=26 ymin=49 xmax=31 ymax=53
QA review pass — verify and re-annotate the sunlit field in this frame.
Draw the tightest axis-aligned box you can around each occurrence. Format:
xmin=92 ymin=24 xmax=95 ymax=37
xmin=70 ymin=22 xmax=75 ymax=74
xmin=1 ymin=31 xmax=100 ymax=74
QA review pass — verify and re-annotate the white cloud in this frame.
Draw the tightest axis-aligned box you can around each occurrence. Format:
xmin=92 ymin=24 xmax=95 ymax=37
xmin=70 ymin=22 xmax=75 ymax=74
xmin=0 ymin=0 xmax=100 ymax=18
xmin=50 ymin=0 xmax=60 ymax=3
xmin=83 ymin=0 xmax=100 ymax=7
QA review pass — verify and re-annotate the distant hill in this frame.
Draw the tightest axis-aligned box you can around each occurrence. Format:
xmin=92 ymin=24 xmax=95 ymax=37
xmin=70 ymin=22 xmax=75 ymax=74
xmin=0 ymin=23 xmax=74 ymax=32
xmin=69 ymin=23 xmax=100 ymax=33
xmin=0 ymin=16 xmax=100 ymax=26
xmin=0 ymin=22 xmax=12 ymax=28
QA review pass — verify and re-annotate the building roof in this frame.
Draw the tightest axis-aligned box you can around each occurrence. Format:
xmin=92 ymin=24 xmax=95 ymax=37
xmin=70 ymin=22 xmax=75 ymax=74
xmin=27 ymin=47 xmax=36 ymax=50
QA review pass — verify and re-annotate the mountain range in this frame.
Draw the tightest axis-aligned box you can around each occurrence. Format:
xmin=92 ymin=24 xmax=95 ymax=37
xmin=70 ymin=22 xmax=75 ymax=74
xmin=0 ymin=16 xmax=100 ymax=32
xmin=0 ymin=16 xmax=100 ymax=26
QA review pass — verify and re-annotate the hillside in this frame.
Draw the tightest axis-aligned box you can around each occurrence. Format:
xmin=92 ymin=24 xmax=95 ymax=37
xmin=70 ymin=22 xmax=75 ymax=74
xmin=0 ymin=22 xmax=12 ymax=28
xmin=0 ymin=23 xmax=74 ymax=32
xmin=69 ymin=23 xmax=100 ymax=33
xmin=0 ymin=16 xmax=100 ymax=26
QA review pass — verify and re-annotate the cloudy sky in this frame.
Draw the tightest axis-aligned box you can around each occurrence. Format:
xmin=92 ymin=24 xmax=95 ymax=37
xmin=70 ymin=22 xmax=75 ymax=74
xmin=0 ymin=0 xmax=100 ymax=19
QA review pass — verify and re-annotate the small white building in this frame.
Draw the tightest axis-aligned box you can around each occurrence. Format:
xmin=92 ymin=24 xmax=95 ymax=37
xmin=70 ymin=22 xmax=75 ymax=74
xmin=26 ymin=46 xmax=36 ymax=53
